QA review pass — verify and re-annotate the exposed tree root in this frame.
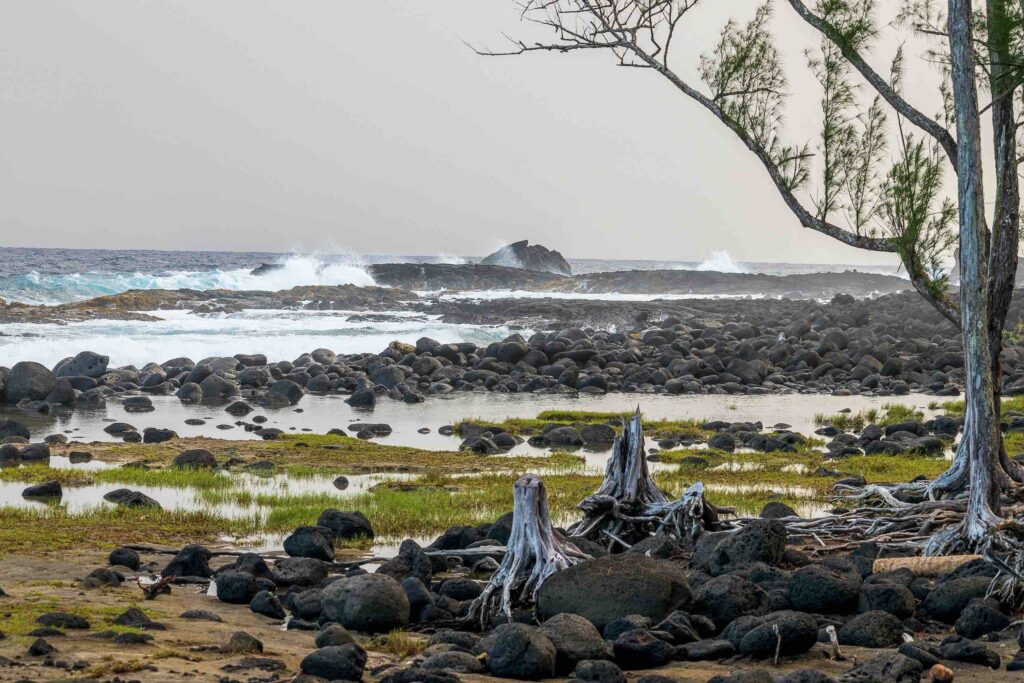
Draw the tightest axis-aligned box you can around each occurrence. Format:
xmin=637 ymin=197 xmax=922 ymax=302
xmin=464 ymin=473 xmax=588 ymax=628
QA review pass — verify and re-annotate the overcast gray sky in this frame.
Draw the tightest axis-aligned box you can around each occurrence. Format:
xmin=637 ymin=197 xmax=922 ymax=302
xmin=0 ymin=1 xmax=945 ymax=265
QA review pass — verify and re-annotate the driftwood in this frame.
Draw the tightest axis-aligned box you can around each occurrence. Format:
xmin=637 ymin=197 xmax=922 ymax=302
xmin=569 ymin=410 xmax=725 ymax=550
xmin=465 ymin=473 xmax=588 ymax=627
xmin=872 ymin=555 xmax=982 ymax=576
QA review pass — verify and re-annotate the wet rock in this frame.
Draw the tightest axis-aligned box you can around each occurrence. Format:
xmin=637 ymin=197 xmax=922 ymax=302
xmin=19 ymin=443 xmax=50 ymax=461
xmin=199 ymin=373 xmax=239 ymax=401
xmin=0 ymin=419 xmax=30 ymax=440
xmin=486 ymin=623 xmax=557 ymax=680
xmin=103 ymin=488 xmax=160 ymax=508
xmin=123 ymin=396 xmax=155 ymax=413
xmin=537 ymin=554 xmax=691 ymax=630
xmin=55 ymin=351 xmax=109 ymax=378
xmin=22 ymin=480 xmax=61 ymax=499
xmin=539 ymin=612 xmax=609 ymax=673
xmin=481 ymin=240 xmax=572 ymax=276
xmin=317 ymin=509 xmax=375 ymax=539
xmin=142 ymin=427 xmax=177 ymax=443
xmin=283 ymin=525 xmax=335 ymax=561
xmin=346 ymin=388 xmax=377 ymax=408
xmin=162 ymin=544 xmax=213 ymax=578
xmin=377 ymin=539 xmax=431 ymax=584
xmin=103 ymin=421 xmax=136 ymax=436
xmin=6 ymin=362 xmax=57 ymax=403
xmin=321 ymin=573 xmax=410 ymax=633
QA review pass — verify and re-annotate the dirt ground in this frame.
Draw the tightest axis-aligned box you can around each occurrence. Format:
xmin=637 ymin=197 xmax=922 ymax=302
xmin=0 ymin=547 xmax=1020 ymax=683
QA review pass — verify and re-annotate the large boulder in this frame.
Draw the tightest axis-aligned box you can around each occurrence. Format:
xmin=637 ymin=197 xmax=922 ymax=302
xmin=537 ymin=554 xmax=691 ymax=630
xmin=173 ymin=449 xmax=217 ymax=469
xmin=838 ymin=611 xmax=905 ymax=648
xmin=199 ymin=373 xmax=239 ymax=401
xmin=5 ymin=362 xmax=57 ymax=403
xmin=480 ymin=240 xmax=572 ymax=276
xmin=0 ymin=419 xmax=30 ymax=440
xmin=321 ymin=573 xmax=410 ymax=633
xmin=54 ymin=351 xmax=109 ymax=379
xmin=923 ymin=576 xmax=991 ymax=623
xmin=692 ymin=520 xmax=786 ymax=576
xmin=376 ymin=539 xmax=431 ymax=585
xmin=162 ymin=544 xmax=213 ymax=578
xmin=486 ymin=623 xmax=557 ymax=680
xmin=216 ymin=571 xmax=257 ymax=605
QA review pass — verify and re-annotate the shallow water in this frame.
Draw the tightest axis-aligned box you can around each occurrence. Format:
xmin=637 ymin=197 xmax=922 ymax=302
xmin=4 ymin=391 xmax=939 ymax=450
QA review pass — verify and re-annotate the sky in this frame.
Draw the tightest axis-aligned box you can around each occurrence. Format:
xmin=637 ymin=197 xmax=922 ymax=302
xmin=0 ymin=1 xmax=948 ymax=265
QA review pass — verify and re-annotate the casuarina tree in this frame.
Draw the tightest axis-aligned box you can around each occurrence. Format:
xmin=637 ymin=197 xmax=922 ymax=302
xmin=478 ymin=0 xmax=1023 ymax=553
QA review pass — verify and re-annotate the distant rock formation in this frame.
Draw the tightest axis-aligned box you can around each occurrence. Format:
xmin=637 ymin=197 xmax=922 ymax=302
xmin=250 ymin=262 xmax=284 ymax=276
xmin=480 ymin=240 xmax=572 ymax=276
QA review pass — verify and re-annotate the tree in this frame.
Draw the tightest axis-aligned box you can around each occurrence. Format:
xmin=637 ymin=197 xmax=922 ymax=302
xmin=478 ymin=0 xmax=1023 ymax=552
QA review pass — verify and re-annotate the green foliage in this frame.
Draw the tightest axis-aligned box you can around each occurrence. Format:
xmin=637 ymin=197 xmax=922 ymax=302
xmin=699 ymin=2 xmax=810 ymax=191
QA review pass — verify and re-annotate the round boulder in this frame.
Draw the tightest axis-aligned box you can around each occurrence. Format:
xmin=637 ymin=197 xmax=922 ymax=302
xmin=321 ymin=573 xmax=409 ymax=634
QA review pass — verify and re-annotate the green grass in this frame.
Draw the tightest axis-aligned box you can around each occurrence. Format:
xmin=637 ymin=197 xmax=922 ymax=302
xmin=455 ymin=410 xmax=708 ymax=440
xmin=0 ymin=465 xmax=233 ymax=490
xmin=0 ymin=506 xmax=263 ymax=556
xmin=814 ymin=403 xmax=925 ymax=432
xmin=940 ymin=396 xmax=1024 ymax=416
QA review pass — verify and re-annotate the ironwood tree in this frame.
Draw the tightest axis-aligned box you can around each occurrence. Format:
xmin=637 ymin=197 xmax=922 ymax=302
xmin=478 ymin=0 xmax=1024 ymax=552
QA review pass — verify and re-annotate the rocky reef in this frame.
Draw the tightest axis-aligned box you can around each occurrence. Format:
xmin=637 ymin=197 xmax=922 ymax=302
xmin=479 ymin=240 xmax=573 ymax=276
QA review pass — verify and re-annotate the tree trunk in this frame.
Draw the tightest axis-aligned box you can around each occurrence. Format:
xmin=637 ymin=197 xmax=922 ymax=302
xmin=929 ymin=0 xmax=1004 ymax=551
xmin=466 ymin=474 xmax=588 ymax=627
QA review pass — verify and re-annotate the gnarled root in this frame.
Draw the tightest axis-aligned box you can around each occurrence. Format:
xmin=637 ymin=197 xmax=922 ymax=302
xmin=465 ymin=474 xmax=588 ymax=628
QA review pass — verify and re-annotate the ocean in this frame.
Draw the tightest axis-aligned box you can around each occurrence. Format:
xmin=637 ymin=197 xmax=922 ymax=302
xmin=0 ymin=247 xmax=904 ymax=368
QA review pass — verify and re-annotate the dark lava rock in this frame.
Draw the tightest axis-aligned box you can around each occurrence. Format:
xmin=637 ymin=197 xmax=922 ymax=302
xmin=838 ymin=652 xmax=922 ymax=683
xmin=321 ymin=573 xmax=410 ymax=633
xmin=573 ymin=660 xmax=626 ymax=683
xmin=27 ymin=637 xmax=55 ymax=657
xmin=271 ymin=557 xmax=327 ymax=587
xmin=103 ymin=488 xmax=161 ymax=508
xmin=759 ymin=501 xmax=798 ymax=519
xmin=537 ymin=554 xmax=691 ymax=630
xmin=677 ymin=639 xmax=736 ymax=661
xmin=317 ymin=509 xmax=375 ymax=539
xmin=486 ymin=623 xmax=557 ymax=680
xmin=788 ymin=564 xmax=861 ymax=614
xmin=837 ymin=610 xmax=904 ymax=648
xmin=180 ymin=610 xmax=223 ymax=622
xmin=315 ymin=623 xmax=356 ymax=648
xmin=108 ymin=547 xmax=141 ymax=570
xmin=36 ymin=612 xmax=89 ymax=629
xmin=300 ymin=643 xmax=368 ymax=680
xmin=283 ymin=525 xmax=335 ymax=561
xmin=216 ymin=570 xmax=258 ymax=605
xmin=82 ymin=567 xmax=123 ymax=588
xmin=224 ymin=631 xmax=263 ymax=654
xmin=692 ymin=520 xmax=786 ymax=576
xmin=422 ymin=650 xmax=487 ymax=674
xmin=937 ymin=635 xmax=1000 ymax=669
xmin=922 ymin=576 xmax=991 ymax=623
xmin=0 ymin=419 xmax=30 ymax=440
xmin=693 ymin=574 xmax=770 ymax=630
xmin=377 ymin=538 xmax=431 ymax=585
xmin=112 ymin=607 xmax=165 ymax=630
xmin=142 ymin=427 xmax=177 ymax=443
xmin=162 ymin=544 xmax=213 ymax=578
xmin=6 ymin=362 xmax=57 ymax=403
xmin=173 ymin=449 xmax=218 ymax=469
xmin=480 ymin=240 xmax=572 ymax=276
xmin=22 ymin=480 xmax=62 ymax=499
xmin=954 ymin=597 xmax=1009 ymax=639
xmin=250 ymin=590 xmax=286 ymax=620
xmin=539 ymin=612 xmax=609 ymax=673
xmin=738 ymin=611 xmax=818 ymax=658
xmin=612 ymin=629 xmax=674 ymax=670
xmin=858 ymin=582 xmax=916 ymax=619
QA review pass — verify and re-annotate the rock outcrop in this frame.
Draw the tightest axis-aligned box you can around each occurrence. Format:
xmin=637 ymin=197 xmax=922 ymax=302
xmin=480 ymin=240 xmax=573 ymax=276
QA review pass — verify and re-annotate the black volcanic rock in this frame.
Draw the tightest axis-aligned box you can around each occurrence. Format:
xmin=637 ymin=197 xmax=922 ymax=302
xmin=480 ymin=240 xmax=573 ymax=276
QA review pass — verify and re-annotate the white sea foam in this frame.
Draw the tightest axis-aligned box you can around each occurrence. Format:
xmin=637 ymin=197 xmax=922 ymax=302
xmin=694 ymin=250 xmax=748 ymax=273
xmin=0 ymin=309 xmax=511 ymax=368
xmin=416 ymin=290 xmax=769 ymax=302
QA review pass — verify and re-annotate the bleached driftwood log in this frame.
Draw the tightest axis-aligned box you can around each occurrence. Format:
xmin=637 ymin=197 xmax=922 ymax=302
xmin=465 ymin=473 xmax=588 ymax=627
